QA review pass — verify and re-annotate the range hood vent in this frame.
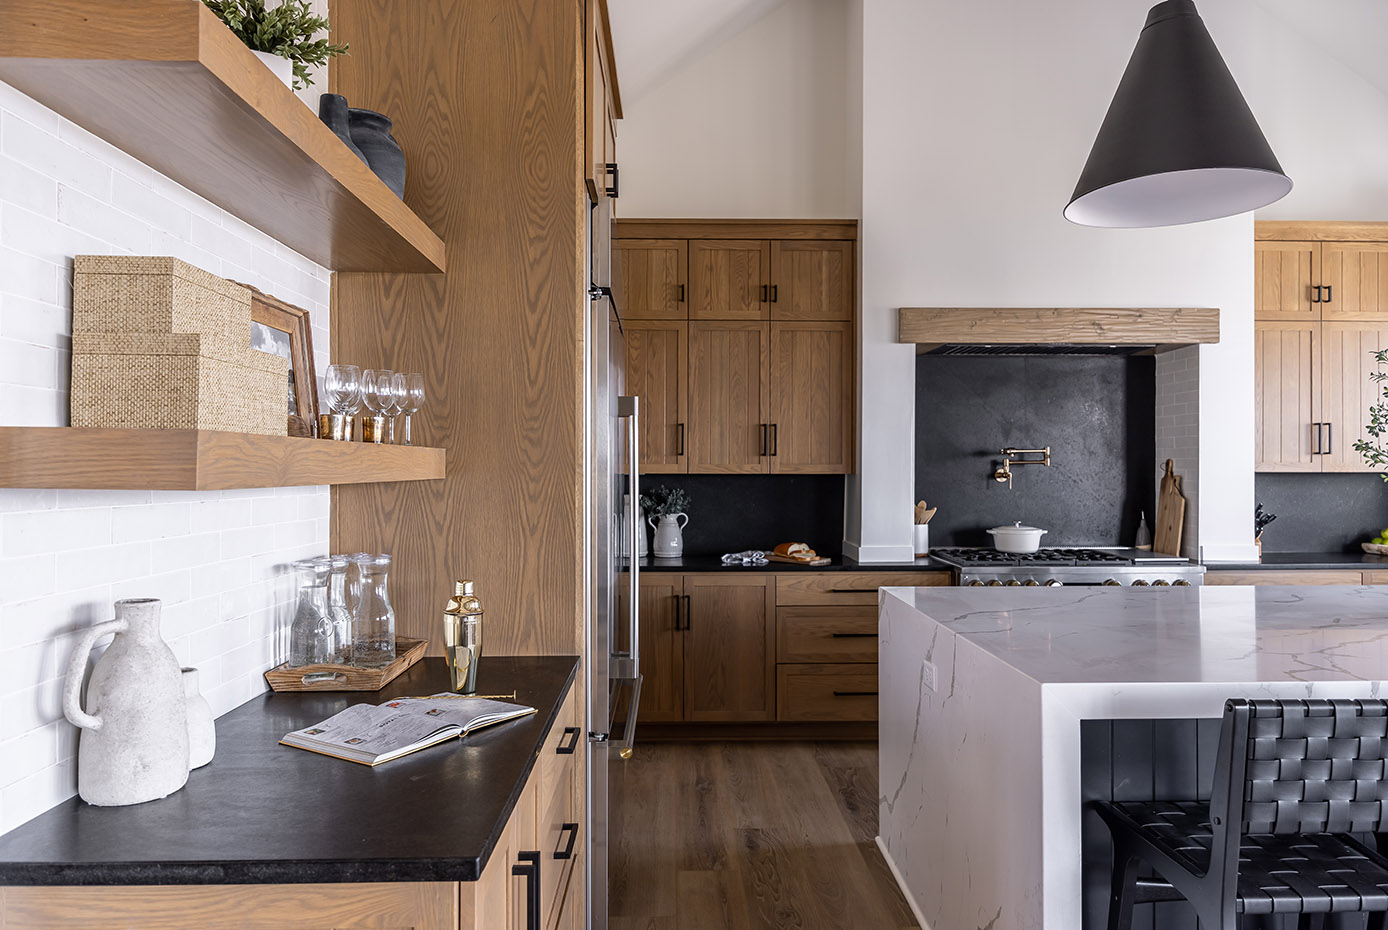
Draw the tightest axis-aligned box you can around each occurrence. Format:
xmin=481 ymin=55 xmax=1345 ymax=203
xmin=898 ymin=307 xmax=1219 ymax=355
xmin=923 ymin=343 xmax=1157 ymax=357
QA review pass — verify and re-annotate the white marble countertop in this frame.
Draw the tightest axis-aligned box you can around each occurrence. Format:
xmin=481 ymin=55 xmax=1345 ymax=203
xmin=883 ymin=584 xmax=1388 ymax=685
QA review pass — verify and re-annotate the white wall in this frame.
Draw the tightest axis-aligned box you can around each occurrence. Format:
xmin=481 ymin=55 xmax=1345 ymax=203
xmin=850 ymin=0 xmax=1256 ymax=562
xmin=615 ymin=0 xmax=852 ymax=219
xmin=0 ymin=80 xmax=332 ymax=833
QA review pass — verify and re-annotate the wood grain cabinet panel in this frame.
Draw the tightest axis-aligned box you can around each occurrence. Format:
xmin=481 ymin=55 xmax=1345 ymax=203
xmin=777 ymin=664 xmax=878 ymax=722
xmin=1254 ymin=322 xmax=1318 ymax=472
xmin=1255 ymin=241 xmax=1319 ymax=322
xmin=687 ymin=321 xmax=770 ymax=473
xmin=774 ymin=571 xmax=950 ymax=606
xmin=623 ymin=322 xmax=687 ymax=473
xmin=1321 ymin=242 xmax=1388 ymax=321
xmin=637 ymin=574 xmax=686 ymax=723
xmin=1320 ymin=323 xmax=1388 ymax=472
xmin=777 ymin=605 xmax=878 ymax=662
xmin=612 ymin=239 xmax=686 ymax=321
xmin=771 ymin=240 xmax=853 ymax=321
xmin=1204 ymin=571 xmax=1365 ymax=585
xmin=769 ymin=321 xmax=854 ymax=473
xmin=681 ymin=575 xmax=775 ymax=722
xmin=688 ymin=240 xmax=770 ymax=321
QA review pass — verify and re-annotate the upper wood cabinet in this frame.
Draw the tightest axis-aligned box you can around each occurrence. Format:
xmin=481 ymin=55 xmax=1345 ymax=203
xmin=585 ymin=0 xmax=621 ymax=205
xmin=1321 ymin=242 xmax=1388 ymax=321
xmin=612 ymin=239 xmax=686 ymax=320
xmin=689 ymin=240 xmax=771 ymax=320
xmin=623 ymin=321 xmax=686 ymax=473
xmin=1255 ymin=224 xmax=1388 ymax=322
xmin=1255 ymin=241 xmax=1318 ymax=321
xmin=687 ymin=321 xmax=770 ymax=474
xmin=772 ymin=241 xmax=854 ymax=322
xmin=769 ymin=321 xmax=854 ymax=473
xmin=1320 ymin=322 xmax=1388 ymax=471
xmin=1255 ymin=321 xmax=1318 ymax=471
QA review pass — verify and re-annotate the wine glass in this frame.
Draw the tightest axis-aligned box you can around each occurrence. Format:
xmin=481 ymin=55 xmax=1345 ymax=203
xmin=401 ymin=373 xmax=426 ymax=446
xmin=323 ymin=364 xmax=360 ymax=440
xmin=384 ymin=372 xmax=408 ymax=443
xmin=361 ymin=369 xmax=394 ymax=443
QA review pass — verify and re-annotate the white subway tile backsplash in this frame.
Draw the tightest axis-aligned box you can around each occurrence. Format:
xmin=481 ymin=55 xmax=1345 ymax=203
xmin=0 ymin=80 xmax=332 ymax=833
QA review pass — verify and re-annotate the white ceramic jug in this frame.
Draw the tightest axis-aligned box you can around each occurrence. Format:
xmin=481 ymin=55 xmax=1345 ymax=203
xmin=182 ymin=667 xmax=216 ymax=770
xmin=648 ymin=512 xmax=688 ymax=559
xmin=63 ymin=598 xmax=189 ymax=806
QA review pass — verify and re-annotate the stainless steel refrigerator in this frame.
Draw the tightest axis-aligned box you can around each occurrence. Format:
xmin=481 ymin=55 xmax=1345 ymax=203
xmin=584 ymin=191 xmax=641 ymax=930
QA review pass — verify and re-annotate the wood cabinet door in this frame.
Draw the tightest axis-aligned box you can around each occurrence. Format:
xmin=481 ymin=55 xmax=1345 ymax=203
xmin=681 ymin=574 xmax=775 ymax=722
xmin=1320 ymin=322 xmax=1388 ymax=472
xmin=1254 ymin=241 xmax=1319 ymax=322
xmin=768 ymin=321 xmax=853 ymax=474
xmin=612 ymin=239 xmax=686 ymax=320
xmin=637 ymin=574 xmax=684 ymax=722
xmin=1320 ymin=242 xmax=1388 ymax=321
xmin=623 ymin=322 xmax=687 ymax=473
xmin=771 ymin=240 xmax=854 ymax=321
xmin=687 ymin=321 xmax=770 ymax=473
xmin=584 ymin=1 xmax=608 ymax=204
xmin=688 ymin=239 xmax=770 ymax=320
xmin=1254 ymin=321 xmax=1318 ymax=472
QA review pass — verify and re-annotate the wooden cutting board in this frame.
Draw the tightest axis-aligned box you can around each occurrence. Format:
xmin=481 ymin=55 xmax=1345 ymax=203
xmin=767 ymin=553 xmax=832 ymax=567
xmin=1153 ymin=458 xmax=1186 ymax=556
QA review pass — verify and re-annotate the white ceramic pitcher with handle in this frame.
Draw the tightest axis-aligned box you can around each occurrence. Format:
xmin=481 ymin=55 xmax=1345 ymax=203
xmin=63 ymin=598 xmax=189 ymax=806
xmin=648 ymin=512 xmax=688 ymax=559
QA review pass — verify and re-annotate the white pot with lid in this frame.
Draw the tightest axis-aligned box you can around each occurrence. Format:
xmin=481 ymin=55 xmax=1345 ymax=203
xmin=987 ymin=522 xmax=1048 ymax=553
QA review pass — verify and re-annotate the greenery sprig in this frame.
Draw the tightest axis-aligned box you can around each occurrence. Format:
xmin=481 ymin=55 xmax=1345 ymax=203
xmin=203 ymin=0 xmax=348 ymax=90
xmin=1353 ymin=348 xmax=1388 ymax=481
xmin=640 ymin=486 xmax=691 ymax=518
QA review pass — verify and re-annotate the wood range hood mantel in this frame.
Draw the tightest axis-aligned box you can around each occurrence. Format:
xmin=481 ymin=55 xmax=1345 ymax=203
xmin=897 ymin=307 xmax=1220 ymax=355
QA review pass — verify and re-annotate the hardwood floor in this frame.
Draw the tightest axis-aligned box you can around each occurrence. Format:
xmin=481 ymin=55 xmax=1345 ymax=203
xmin=609 ymin=741 xmax=919 ymax=930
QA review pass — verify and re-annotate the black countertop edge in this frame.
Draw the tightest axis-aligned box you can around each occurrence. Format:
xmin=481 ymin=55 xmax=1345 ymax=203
xmin=633 ymin=554 xmax=952 ymax=572
xmin=0 ymin=656 xmax=579 ymax=886
xmin=1205 ymin=552 xmax=1388 ymax=571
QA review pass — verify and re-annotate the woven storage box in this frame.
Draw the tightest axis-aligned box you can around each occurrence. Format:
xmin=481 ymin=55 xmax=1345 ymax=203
xmin=71 ymin=333 xmax=288 ymax=436
xmin=73 ymin=256 xmax=251 ymax=340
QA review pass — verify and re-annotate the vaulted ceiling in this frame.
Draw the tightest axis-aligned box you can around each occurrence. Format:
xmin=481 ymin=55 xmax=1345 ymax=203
xmin=1253 ymin=0 xmax=1388 ymax=101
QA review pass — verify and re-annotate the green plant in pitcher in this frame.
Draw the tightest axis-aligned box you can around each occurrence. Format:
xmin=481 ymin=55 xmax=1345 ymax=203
xmin=203 ymin=0 xmax=348 ymax=90
xmin=1353 ymin=347 xmax=1388 ymax=480
xmin=639 ymin=486 xmax=691 ymax=518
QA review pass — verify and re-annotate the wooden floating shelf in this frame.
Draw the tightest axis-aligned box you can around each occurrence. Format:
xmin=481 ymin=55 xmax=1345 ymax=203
xmin=0 ymin=0 xmax=445 ymax=274
xmin=898 ymin=307 xmax=1220 ymax=353
xmin=0 ymin=428 xmax=446 ymax=490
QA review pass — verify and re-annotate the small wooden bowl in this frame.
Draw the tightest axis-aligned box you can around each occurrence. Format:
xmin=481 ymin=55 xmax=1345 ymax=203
xmin=1362 ymin=542 xmax=1388 ymax=556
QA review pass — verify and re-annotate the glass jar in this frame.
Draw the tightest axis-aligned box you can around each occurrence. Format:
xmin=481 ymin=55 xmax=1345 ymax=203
xmin=352 ymin=554 xmax=396 ymax=668
xmin=289 ymin=559 xmax=337 ymax=667
xmin=345 ymin=552 xmax=371 ymax=616
xmin=321 ymin=555 xmax=354 ymax=664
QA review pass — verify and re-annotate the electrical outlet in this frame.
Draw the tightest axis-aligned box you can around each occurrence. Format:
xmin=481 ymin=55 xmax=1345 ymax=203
xmin=922 ymin=658 xmax=938 ymax=693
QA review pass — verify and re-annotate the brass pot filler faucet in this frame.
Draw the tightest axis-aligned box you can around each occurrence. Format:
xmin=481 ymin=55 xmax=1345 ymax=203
xmin=993 ymin=447 xmax=1051 ymax=489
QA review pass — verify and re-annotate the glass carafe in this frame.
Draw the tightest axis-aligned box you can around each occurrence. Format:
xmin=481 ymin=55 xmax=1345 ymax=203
xmin=289 ymin=559 xmax=337 ymax=666
xmin=352 ymin=554 xmax=396 ymax=668
xmin=321 ymin=555 xmax=354 ymax=664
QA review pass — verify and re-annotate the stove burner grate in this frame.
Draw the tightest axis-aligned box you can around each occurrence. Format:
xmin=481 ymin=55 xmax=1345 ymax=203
xmin=931 ymin=547 xmax=1132 ymax=567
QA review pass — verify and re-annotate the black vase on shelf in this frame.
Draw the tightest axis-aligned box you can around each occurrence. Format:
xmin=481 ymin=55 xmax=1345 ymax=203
xmin=318 ymin=94 xmax=368 ymax=166
xmin=347 ymin=108 xmax=407 ymax=199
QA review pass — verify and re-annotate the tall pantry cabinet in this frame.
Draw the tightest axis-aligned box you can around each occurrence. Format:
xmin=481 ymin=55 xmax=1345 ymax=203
xmin=1254 ymin=224 xmax=1388 ymax=473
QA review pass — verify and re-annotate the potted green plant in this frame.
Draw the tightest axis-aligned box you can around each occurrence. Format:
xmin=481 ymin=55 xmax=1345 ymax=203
xmin=202 ymin=0 xmax=348 ymax=91
xmin=1354 ymin=349 xmax=1388 ymax=554
xmin=640 ymin=486 xmax=691 ymax=560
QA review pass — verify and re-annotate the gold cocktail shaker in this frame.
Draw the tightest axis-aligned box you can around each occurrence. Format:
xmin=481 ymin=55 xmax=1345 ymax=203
xmin=443 ymin=580 xmax=483 ymax=693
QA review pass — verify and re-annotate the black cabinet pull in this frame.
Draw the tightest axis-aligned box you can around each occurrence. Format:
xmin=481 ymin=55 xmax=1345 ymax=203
xmin=677 ymin=283 xmax=685 ymax=303
xmin=759 ymin=424 xmax=768 ymax=456
xmin=682 ymin=594 xmax=692 ymax=631
xmin=760 ymin=284 xmax=769 ymax=302
xmin=770 ymin=284 xmax=778 ymax=303
xmin=513 ymin=852 xmax=541 ymax=930
xmin=833 ymin=690 xmax=879 ymax=697
xmin=1313 ymin=284 xmax=1323 ymax=303
xmin=676 ymin=422 xmax=685 ymax=456
xmin=831 ymin=632 xmax=877 ymax=638
xmin=1325 ymin=421 xmax=1333 ymax=455
xmin=605 ymin=162 xmax=619 ymax=199
xmin=829 ymin=588 xmax=875 ymax=594
xmin=554 ymin=822 xmax=580 ymax=860
xmin=1324 ymin=284 xmax=1332 ymax=304
xmin=673 ymin=594 xmax=683 ymax=631
xmin=1312 ymin=422 xmax=1323 ymax=456
xmin=556 ymin=726 xmax=580 ymax=755
xmin=770 ymin=423 xmax=778 ymax=456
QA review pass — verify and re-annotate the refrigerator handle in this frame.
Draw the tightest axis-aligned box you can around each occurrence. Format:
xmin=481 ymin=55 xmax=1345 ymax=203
xmin=610 ymin=675 xmax=643 ymax=760
xmin=618 ymin=395 xmax=640 ymax=678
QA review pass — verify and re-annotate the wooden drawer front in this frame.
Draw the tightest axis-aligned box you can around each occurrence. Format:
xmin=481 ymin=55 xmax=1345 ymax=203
xmin=1365 ymin=572 xmax=1388 ymax=585
xmin=536 ymin=682 xmax=580 ymax=815
xmin=1204 ymin=570 xmax=1364 ymax=585
xmin=777 ymin=605 xmax=877 ymax=662
xmin=775 ymin=571 xmax=950 ymax=606
xmin=777 ymin=664 xmax=878 ymax=722
xmin=539 ymin=771 xmax=579 ymax=930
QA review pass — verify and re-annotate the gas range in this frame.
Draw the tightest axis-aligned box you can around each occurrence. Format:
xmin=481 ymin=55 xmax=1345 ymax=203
xmin=929 ymin=547 xmax=1206 ymax=587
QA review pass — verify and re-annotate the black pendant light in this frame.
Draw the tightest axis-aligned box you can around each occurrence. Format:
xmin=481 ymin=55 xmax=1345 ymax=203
xmin=1065 ymin=0 xmax=1291 ymax=228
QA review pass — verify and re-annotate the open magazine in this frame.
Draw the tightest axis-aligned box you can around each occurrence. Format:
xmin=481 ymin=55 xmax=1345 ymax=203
xmin=281 ymin=695 xmax=536 ymax=766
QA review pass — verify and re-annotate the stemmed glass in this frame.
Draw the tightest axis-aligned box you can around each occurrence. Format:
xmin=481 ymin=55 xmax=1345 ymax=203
xmin=322 ymin=364 xmax=361 ymax=441
xmin=361 ymin=369 xmax=394 ymax=443
xmin=401 ymin=373 xmax=426 ymax=445
xmin=384 ymin=372 xmax=407 ymax=443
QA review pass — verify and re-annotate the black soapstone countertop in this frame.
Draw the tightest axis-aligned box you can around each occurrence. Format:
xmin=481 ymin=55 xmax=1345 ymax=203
xmin=1206 ymin=551 xmax=1388 ymax=571
xmin=0 ymin=655 xmax=577 ymax=886
xmin=633 ymin=554 xmax=952 ymax=572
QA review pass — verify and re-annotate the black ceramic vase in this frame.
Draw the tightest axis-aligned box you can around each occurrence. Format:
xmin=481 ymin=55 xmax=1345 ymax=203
xmin=318 ymin=94 xmax=368 ymax=166
xmin=347 ymin=108 xmax=406 ymax=199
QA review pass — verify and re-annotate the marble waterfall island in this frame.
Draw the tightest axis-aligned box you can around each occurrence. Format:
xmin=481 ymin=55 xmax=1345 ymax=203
xmin=877 ymin=584 xmax=1388 ymax=930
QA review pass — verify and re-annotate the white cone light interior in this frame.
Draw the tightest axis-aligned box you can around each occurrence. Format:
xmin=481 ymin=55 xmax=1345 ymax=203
xmin=1065 ymin=167 xmax=1294 ymax=228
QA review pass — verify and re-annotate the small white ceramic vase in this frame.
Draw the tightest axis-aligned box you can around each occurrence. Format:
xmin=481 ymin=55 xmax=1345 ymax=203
xmin=649 ymin=512 xmax=688 ymax=559
xmin=253 ymin=50 xmax=295 ymax=89
xmin=913 ymin=523 xmax=930 ymax=557
xmin=182 ymin=667 xmax=216 ymax=769
xmin=636 ymin=506 xmax=649 ymax=558
xmin=63 ymin=598 xmax=190 ymax=806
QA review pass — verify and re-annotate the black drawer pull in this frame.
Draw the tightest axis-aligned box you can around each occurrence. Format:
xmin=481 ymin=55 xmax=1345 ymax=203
xmin=830 ymin=632 xmax=877 ymax=638
xmin=556 ymin=726 xmax=580 ymax=754
xmin=554 ymin=821 xmax=580 ymax=860
xmin=514 ymin=851 xmax=540 ymax=930
xmin=829 ymin=588 xmax=876 ymax=594
xmin=833 ymin=690 xmax=879 ymax=697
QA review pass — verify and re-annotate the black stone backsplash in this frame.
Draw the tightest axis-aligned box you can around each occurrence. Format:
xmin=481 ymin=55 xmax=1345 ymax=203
xmin=1254 ymin=473 xmax=1388 ymax=552
xmin=915 ymin=355 xmax=1156 ymax=547
xmin=639 ymin=474 xmax=844 ymax=557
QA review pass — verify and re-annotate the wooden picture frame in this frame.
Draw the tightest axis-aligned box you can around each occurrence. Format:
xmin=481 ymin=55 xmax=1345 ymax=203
xmin=247 ymin=286 xmax=318 ymax=437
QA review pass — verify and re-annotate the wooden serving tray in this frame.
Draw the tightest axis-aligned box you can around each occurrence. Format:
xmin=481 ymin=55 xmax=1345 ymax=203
xmin=264 ymin=638 xmax=428 ymax=692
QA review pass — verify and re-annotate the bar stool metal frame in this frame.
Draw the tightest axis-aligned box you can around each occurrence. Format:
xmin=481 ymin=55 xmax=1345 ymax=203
xmin=1097 ymin=698 xmax=1388 ymax=930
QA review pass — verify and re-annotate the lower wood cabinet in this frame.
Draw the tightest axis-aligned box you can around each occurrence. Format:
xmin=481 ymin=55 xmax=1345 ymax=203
xmin=1205 ymin=570 xmax=1378 ymax=585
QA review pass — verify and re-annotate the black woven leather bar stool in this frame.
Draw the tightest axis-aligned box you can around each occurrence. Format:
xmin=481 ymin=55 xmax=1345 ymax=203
xmin=1097 ymin=699 xmax=1388 ymax=930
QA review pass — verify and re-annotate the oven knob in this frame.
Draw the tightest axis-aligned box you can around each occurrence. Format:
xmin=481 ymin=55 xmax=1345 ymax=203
xmin=1004 ymin=579 xmax=1022 ymax=586
xmin=985 ymin=580 xmax=1004 ymax=587
xmin=1045 ymin=579 xmax=1063 ymax=587
xmin=1102 ymin=579 xmax=1121 ymax=586
xmin=1022 ymin=579 xmax=1040 ymax=587
xmin=1131 ymin=579 xmax=1150 ymax=586
xmin=1152 ymin=579 xmax=1170 ymax=586
xmin=1173 ymin=579 xmax=1191 ymax=586
xmin=967 ymin=580 xmax=985 ymax=587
